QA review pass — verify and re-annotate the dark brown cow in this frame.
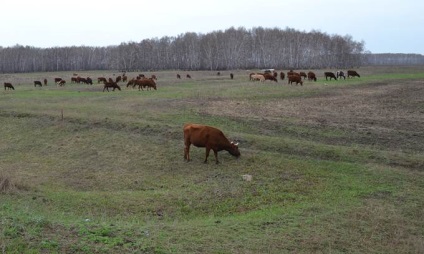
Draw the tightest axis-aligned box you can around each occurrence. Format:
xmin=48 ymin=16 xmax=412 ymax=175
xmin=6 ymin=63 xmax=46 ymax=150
xmin=183 ymin=123 xmax=240 ymax=164
xmin=134 ymin=78 xmax=157 ymax=91
xmin=324 ymin=72 xmax=337 ymax=81
xmin=34 ymin=81 xmax=42 ymax=87
xmin=288 ymin=75 xmax=303 ymax=86
xmin=347 ymin=70 xmax=360 ymax=78
xmin=4 ymin=82 xmax=14 ymax=90
xmin=151 ymin=74 xmax=157 ymax=80
xmin=177 ymin=74 xmax=181 ymax=79
xmin=86 ymin=77 xmax=93 ymax=85
xmin=43 ymin=78 xmax=48 ymax=86
xmin=263 ymin=73 xmax=278 ymax=82
xmin=103 ymin=81 xmax=121 ymax=92
xmin=230 ymin=73 xmax=234 ymax=79
xmin=54 ymin=78 xmax=62 ymax=84
xmin=217 ymin=72 xmax=221 ymax=76
xmin=58 ymin=80 xmax=66 ymax=86
xmin=122 ymin=75 xmax=128 ymax=82
xmin=116 ymin=76 xmax=122 ymax=83
xmin=98 ymin=77 xmax=107 ymax=84
xmin=126 ymin=78 xmax=136 ymax=88
xmin=299 ymin=72 xmax=307 ymax=80
xmin=280 ymin=72 xmax=285 ymax=80
xmin=186 ymin=74 xmax=192 ymax=79
xmin=307 ymin=71 xmax=317 ymax=81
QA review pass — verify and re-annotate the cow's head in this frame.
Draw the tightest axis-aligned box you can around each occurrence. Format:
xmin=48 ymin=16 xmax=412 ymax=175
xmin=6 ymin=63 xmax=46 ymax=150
xmin=229 ymin=142 xmax=241 ymax=158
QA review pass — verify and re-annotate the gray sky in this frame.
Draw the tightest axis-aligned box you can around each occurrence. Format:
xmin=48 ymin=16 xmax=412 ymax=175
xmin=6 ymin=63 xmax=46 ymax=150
xmin=1 ymin=0 xmax=423 ymax=54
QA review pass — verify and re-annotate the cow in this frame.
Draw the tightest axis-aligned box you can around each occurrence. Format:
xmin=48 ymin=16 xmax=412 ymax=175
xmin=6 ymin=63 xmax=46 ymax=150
xmin=177 ymin=74 xmax=181 ymax=79
xmin=116 ymin=76 xmax=122 ymax=83
xmin=288 ymin=75 xmax=303 ymax=86
xmin=347 ymin=70 xmax=360 ymax=78
xmin=280 ymin=72 xmax=285 ymax=80
xmin=299 ymin=72 xmax=307 ymax=80
xmin=134 ymin=78 xmax=157 ymax=91
xmin=324 ymin=72 xmax=337 ymax=81
xmin=264 ymin=73 xmax=278 ymax=82
xmin=4 ymin=82 xmax=14 ymax=90
xmin=126 ymin=78 xmax=136 ymax=88
xmin=217 ymin=72 xmax=221 ymax=76
xmin=122 ymin=75 xmax=128 ymax=82
xmin=54 ymin=78 xmax=62 ymax=84
xmin=151 ymin=74 xmax=157 ymax=80
xmin=250 ymin=74 xmax=265 ymax=82
xmin=98 ymin=77 xmax=107 ymax=84
xmin=58 ymin=80 xmax=66 ymax=86
xmin=230 ymin=73 xmax=234 ymax=79
xmin=336 ymin=71 xmax=346 ymax=80
xmin=307 ymin=71 xmax=317 ymax=81
xmin=34 ymin=81 xmax=43 ymax=87
xmin=183 ymin=123 xmax=240 ymax=164
xmin=86 ymin=77 xmax=93 ymax=85
xmin=43 ymin=78 xmax=48 ymax=86
xmin=103 ymin=81 xmax=121 ymax=92
xmin=186 ymin=74 xmax=192 ymax=79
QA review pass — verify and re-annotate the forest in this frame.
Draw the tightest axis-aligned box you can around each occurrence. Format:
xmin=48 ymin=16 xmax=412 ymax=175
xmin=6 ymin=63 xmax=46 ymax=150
xmin=0 ymin=27 xmax=365 ymax=73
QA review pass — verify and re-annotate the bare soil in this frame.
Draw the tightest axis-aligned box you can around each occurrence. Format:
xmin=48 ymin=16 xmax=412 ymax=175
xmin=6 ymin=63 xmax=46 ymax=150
xmin=207 ymin=79 xmax=424 ymax=154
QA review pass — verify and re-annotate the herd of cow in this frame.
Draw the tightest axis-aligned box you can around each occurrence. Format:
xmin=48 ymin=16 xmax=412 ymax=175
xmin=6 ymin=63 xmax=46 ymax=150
xmin=249 ymin=69 xmax=361 ymax=85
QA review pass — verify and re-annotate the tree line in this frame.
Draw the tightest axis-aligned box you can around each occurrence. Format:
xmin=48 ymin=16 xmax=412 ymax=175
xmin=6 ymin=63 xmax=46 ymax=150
xmin=0 ymin=26 xmax=366 ymax=73
xmin=364 ymin=53 xmax=424 ymax=65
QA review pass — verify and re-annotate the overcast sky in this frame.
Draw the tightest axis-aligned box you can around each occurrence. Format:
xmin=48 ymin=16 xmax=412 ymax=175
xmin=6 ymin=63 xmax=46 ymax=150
xmin=1 ymin=0 xmax=423 ymax=54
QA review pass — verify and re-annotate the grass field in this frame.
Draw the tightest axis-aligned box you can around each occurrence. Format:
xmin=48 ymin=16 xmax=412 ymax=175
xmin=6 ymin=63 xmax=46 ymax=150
xmin=1 ymin=66 xmax=424 ymax=253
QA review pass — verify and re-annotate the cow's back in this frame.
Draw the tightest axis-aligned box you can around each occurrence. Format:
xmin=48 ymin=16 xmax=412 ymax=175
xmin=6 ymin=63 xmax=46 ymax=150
xmin=184 ymin=124 xmax=225 ymax=148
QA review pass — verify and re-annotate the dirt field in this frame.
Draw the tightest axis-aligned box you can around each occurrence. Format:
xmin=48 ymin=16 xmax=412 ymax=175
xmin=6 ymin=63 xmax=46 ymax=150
xmin=208 ymin=79 xmax=424 ymax=155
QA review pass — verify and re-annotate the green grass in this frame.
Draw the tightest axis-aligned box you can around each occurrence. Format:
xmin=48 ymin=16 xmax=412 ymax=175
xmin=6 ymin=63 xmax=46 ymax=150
xmin=1 ymin=67 xmax=424 ymax=253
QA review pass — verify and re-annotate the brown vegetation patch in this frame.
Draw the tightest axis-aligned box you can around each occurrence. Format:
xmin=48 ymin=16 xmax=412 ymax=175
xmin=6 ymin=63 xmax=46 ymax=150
xmin=206 ymin=80 xmax=424 ymax=153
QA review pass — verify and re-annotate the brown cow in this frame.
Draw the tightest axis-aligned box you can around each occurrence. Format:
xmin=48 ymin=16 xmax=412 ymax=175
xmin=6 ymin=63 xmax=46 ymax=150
xmin=103 ymin=81 xmax=121 ymax=92
xmin=98 ymin=77 xmax=107 ymax=83
xmin=54 ymin=78 xmax=62 ymax=84
xmin=299 ymin=72 xmax=307 ymax=80
xmin=134 ymin=78 xmax=157 ymax=91
xmin=34 ymin=81 xmax=42 ymax=87
xmin=347 ymin=70 xmax=360 ymax=78
xmin=288 ymin=75 xmax=303 ymax=86
xmin=43 ymin=78 xmax=48 ymax=86
xmin=230 ymin=73 xmax=234 ymax=79
xmin=280 ymin=72 xmax=285 ymax=80
xmin=264 ymin=73 xmax=278 ymax=82
xmin=324 ymin=72 xmax=337 ymax=81
xmin=186 ymin=74 xmax=192 ymax=79
xmin=4 ymin=82 xmax=14 ymax=90
xmin=307 ymin=71 xmax=317 ymax=81
xmin=116 ymin=76 xmax=122 ymax=83
xmin=151 ymin=74 xmax=157 ymax=80
xmin=58 ymin=80 xmax=66 ymax=86
xmin=177 ymin=74 xmax=181 ymax=79
xmin=183 ymin=123 xmax=240 ymax=164
xmin=336 ymin=71 xmax=346 ymax=80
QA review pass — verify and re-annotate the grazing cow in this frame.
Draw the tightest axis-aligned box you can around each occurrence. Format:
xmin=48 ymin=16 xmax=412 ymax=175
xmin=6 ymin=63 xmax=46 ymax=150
xmin=183 ymin=123 xmax=240 ymax=164
xmin=288 ymin=75 xmax=303 ymax=86
xmin=217 ymin=72 xmax=221 ymax=76
xmin=347 ymin=70 xmax=360 ymax=78
xmin=263 ymin=73 xmax=278 ymax=82
xmin=103 ymin=81 xmax=121 ymax=92
xmin=116 ymin=76 xmax=122 ymax=83
xmin=251 ymin=74 xmax=265 ymax=82
xmin=151 ymin=74 xmax=157 ymax=80
xmin=336 ymin=71 xmax=346 ymax=80
xmin=34 ymin=81 xmax=42 ymax=87
xmin=299 ymin=72 xmax=307 ymax=80
xmin=43 ymin=78 xmax=48 ymax=86
xmin=122 ymin=75 xmax=128 ymax=82
xmin=134 ymin=78 xmax=157 ymax=91
xmin=230 ymin=73 xmax=234 ymax=79
xmin=280 ymin=72 xmax=285 ymax=80
xmin=177 ymin=74 xmax=181 ymax=79
xmin=324 ymin=72 xmax=337 ymax=81
xmin=126 ymin=78 xmax=136 ymax=88
xmin=307 ymin=71 xmax=317 ymax=81
xmin=86 ymin=77 xmax=93 ymax=85
xmin=186 ymin=74 xmax=192 ymax=79
xmin=98 ymin=77 xmax=107 ymax=84
xmin=54 ymin=78 xmax=62 ymax=84
xmin=4 ymin=82 xmax=14 ymax=90
xmin=58 ymin=80 xmax=66 ymax=86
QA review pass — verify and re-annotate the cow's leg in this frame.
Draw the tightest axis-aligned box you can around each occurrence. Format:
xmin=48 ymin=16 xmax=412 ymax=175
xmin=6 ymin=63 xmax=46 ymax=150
xmin=184 ymin=143 xmax=191 ymax=161
xmin=204 ymin=148 xmax=211 ymax=163
xmin=213 ymin=150 xmax=219 ymax=164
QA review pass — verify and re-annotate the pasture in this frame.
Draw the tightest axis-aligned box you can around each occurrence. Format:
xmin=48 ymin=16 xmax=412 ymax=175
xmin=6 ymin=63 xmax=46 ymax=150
xmin=1 ymin=66 xmax=424 ymax=253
